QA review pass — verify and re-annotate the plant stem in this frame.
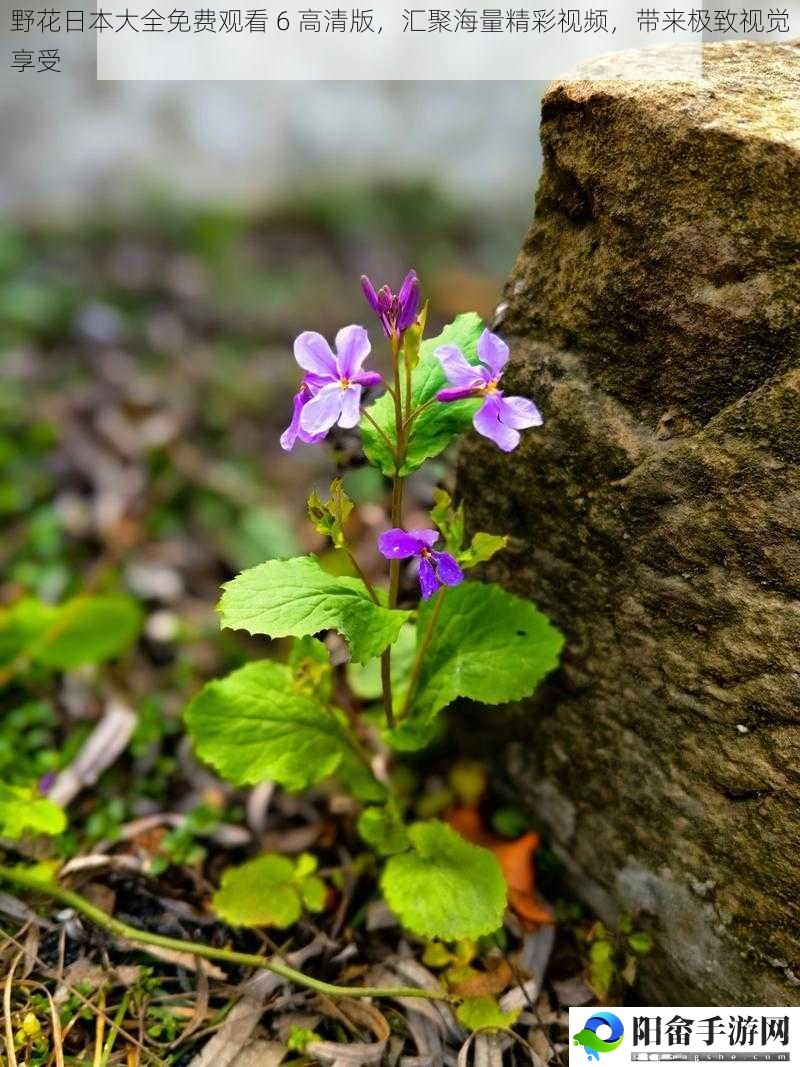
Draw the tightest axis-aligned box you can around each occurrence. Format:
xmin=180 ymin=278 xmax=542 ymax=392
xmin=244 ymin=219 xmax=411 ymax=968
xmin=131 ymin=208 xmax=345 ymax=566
xmin=100 ymin=990 xmax=130 ymax=1067
xmin=360 ymin=409 xmax=397 ymax=463
xmin=404 ymin=343 xmax=413 ymax=430
xmin=345 ymin=548 xmax=379 ymax=606
xmin=400 ymin=587 xmax=446 ymax=719
xmin=379 ymin=332 xmax=410 ymax=733
xmin=401 ymin=397 xmax=435 ymax=434
xmin=0 ymin=865 xmax=451 ymax=1004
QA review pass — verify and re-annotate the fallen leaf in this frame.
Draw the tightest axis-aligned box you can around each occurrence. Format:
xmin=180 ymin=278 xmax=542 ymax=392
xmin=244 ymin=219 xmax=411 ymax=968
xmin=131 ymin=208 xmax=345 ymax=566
xmin=448 ymin=808 xmax=553 ymax=929
xmin=451 ymin=958 xmax=514 ymax=999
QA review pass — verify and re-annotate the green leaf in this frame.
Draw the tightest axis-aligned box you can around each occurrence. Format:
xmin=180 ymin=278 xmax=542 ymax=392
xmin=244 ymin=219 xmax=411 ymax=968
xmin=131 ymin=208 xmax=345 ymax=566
xmin=429 ymin=490 xmax=507 ymax=570
xmin=456 ymin=997 xmax=521 ymax=1033
xmin=0 ymin=596 xmax=141 ymax=672
xmin=402 ymin=303 xmax=428 ymax=372
xmin=357 ymin=803 xmax=410 ymax=856
xmin=381 ymin=820 xmax=506 ymax=939
xmin=2 ymin=863 xmax=59 ymax=888
xmin=491 ymin=807 xmax=532 ymax=839
xmin=213 ymin=852 xmax=326 ymax=928
xmin=408 ymin=582 xmax=564 ymax=729
xmin=347 ymin=622 xmax=416 ymax=702
xmin=0 ymin=599 xmax=54 ymax=666
xmin=218 ymin=556 xmax=410 ymax=665
xmin=361 ymin=314 xmax=483 ymax=476
xmin=307 ymin=479 xmax=354 ymax=549
xmin=384 ymin=716 xmax=443 ymax=753
xmin=628 ymin=932 xmax=654 ymax=956
xmin=300 ymin=876 xmax=327 ymax=912
xmin=460 ymin=532 xmax=508 ymax=571
xmin=588 ymin=938 xmax=616 ymax=1000
xmin=288 ymin=636 xmax=333 ymax=701
xmin=185 ymin=660 xmax=374 ymax=791
xmin=32 ymin=596 xmax=142 ymax=669
xmin=287 ymin=1027 xmax=319 ymax=1053
xmin=0 ymin=783 xmax=66 ymax=840
xmin=430 ymin=488 xmax=465 ymax=555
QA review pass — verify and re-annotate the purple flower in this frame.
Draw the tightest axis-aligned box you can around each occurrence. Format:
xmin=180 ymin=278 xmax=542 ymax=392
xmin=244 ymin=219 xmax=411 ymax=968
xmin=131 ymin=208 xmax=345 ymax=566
xmin=281 ymin=326 xmax=382 ymax=450
xmin=280 ymin=380 xmax=328 ymax=451
xmin=361 ymin=270 xmax=420 ymax=338
xmin=435 ymin=329 xmax=542 ymax=452
xmin=377 ymin=528 xmax=464 ymax=600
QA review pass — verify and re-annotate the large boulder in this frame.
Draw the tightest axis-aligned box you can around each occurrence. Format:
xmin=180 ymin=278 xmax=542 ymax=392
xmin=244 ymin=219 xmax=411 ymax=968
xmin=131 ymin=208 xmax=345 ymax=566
xmin=459 ymin=42 xmax=800 ymax=1004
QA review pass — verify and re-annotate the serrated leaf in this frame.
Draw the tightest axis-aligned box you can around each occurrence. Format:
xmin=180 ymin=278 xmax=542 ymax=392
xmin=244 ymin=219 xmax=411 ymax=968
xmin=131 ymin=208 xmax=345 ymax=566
xmin=213 ymin=852 xmax=325 ymax=928
xmin=185 ymin=660 xmax=376 ymax=792
xmin=381 ymin=820 xmax=506 ymax=939
xmin=456 ymin=997 xmax=520 ymax=1033
xmin=357 ymin=803 xmax=410 ymax=856
xmin=361 ymin=314 xmax=483 ymax=476
xmin=218 ymin=556 xmax=409 ymax=665
xmin=409 ymin=582 xmax=564 ymax=727
xmin=0 ymin=783 xmax=66 ymax=840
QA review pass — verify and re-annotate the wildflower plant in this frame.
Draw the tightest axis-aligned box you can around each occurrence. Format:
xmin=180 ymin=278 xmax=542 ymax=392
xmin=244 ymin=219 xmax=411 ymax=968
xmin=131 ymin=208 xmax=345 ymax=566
xmin=185 ymin=272 xmax=564 ymax=941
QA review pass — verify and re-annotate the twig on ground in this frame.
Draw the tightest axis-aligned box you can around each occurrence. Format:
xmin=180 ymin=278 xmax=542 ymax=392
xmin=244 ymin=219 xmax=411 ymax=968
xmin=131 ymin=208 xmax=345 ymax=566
xmin=0 ymin=866 xmax=453 ymax=1005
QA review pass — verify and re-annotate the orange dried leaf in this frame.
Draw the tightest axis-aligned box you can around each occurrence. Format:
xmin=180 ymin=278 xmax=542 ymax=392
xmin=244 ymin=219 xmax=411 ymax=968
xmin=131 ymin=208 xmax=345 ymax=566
xmin=448 ymin=807 xmax=553 ymax=930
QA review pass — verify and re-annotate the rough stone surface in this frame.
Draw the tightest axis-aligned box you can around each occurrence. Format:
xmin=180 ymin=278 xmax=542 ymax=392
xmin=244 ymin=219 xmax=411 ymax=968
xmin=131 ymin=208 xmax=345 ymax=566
xmin=458 ymin=42 xmax=800 ymax=1005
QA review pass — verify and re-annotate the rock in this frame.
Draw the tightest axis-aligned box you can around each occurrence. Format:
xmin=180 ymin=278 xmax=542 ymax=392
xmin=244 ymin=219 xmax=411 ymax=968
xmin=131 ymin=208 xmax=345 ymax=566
xmin=459 ymin=42 xmax=800 ymax=1005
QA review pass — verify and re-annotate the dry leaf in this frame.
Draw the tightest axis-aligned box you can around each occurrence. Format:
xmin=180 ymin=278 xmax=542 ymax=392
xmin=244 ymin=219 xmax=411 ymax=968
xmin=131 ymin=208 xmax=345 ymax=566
xmin=448 ymin=808 xmax=553 ymax=929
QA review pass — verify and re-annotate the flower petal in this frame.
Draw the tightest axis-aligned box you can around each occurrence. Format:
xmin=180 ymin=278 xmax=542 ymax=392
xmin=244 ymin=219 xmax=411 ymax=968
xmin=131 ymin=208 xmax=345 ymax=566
xmin=299 ymin=382 xmax=345 ymax=436
xmin=437 ymin=385 xmax=480 ymax=403
xmin=294 ymin=331 xmax=338 ymax=379
xmin=410 ymin=529 xmax=440 ymax=548
xmin=280 ymin=390 xmax=306 ymax=451
xmin=302 ymin=372 xmax=330 ymax=395
xmin=499 ymin=394 xmax=543 ymax=430
xmin=418 ymin=557 xmax=440 ymax=600
xmin=398 ymin=269 xmax=417 ymax=307
xmin=435 ymin=344 xmax=483 ymax=389
xmin=335 ymin=325 xmax=372 ymax=380
xmin=473 ymin=393 xmax=521 ymax=452
xmin=477 ymin=329 xmax=509 ymax=378
xmin=432 ymin=551 xmax=464 ymax=587
xmin=361 ymin=275 xmax=381 ymax=314
xmin=397 ymin=270 xmax=421 ymax=331
xmin=378 ymin=529 xmax=424 ymax=560
xmin=337 ymin=384 xmax=363 ymax=429
xmin=281 ymin=389 xmax=326 ymax=449
xmin=354 ymin=370 xmax=383 ymax=389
